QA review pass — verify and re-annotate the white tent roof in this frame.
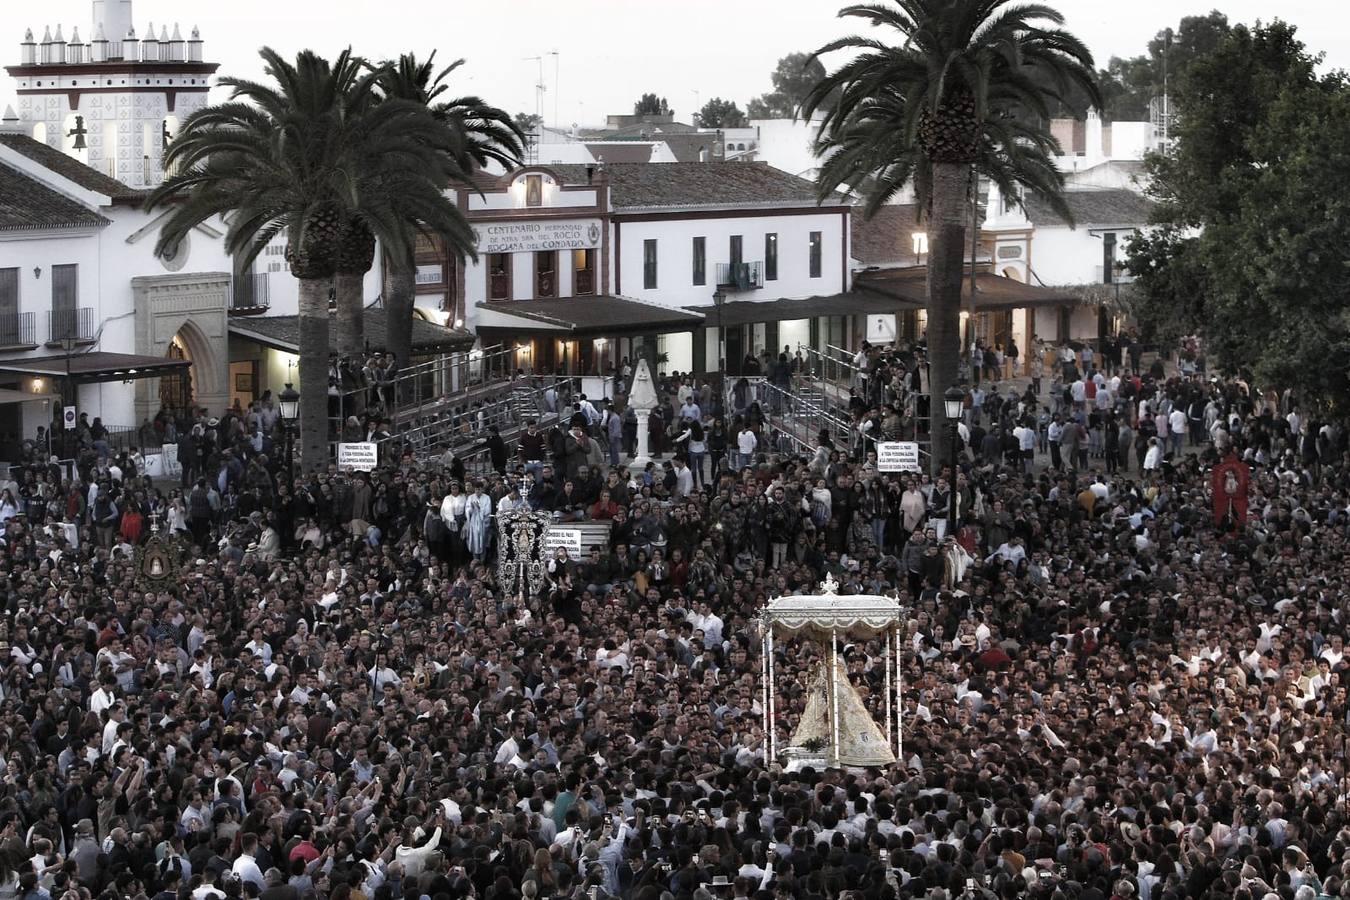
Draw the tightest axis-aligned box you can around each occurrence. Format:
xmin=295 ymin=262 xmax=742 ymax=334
xmin=761 ymin=574 xmax=902 ymax=639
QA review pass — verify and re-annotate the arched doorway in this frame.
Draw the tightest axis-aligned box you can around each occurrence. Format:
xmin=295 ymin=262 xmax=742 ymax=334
xmin=161 ymin=335 xmax=193 ymax=412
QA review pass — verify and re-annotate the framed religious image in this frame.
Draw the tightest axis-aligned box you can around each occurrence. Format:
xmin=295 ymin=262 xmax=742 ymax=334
xmin=235 ymin=372 xmax=255 ymax=392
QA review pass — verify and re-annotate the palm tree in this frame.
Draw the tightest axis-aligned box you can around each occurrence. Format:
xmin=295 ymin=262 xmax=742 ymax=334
xmin=148 ymin=47 xmax=462 ymax=472
xmin=803 ymin=0 xmax=1100 ymax=472
xmin=373 ymin=53 xmax=525 ymax=372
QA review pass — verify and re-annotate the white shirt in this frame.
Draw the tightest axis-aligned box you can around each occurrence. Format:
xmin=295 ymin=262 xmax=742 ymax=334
xmin=1169 ymin=410 xmax=1188 ymax=435
xmin=737 ymin=430 xmax=758 ymax=456
xmin=230 ymin=854 xmax=264 ymax=890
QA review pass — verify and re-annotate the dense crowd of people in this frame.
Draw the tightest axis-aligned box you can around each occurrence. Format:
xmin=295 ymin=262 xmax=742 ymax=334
xmin=0 ymin=341 xmax=1348 ymax=900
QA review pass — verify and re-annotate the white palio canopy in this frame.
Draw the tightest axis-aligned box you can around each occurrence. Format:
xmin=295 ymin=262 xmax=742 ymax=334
xmin=761 ymin=573 xmax=902 ymax=639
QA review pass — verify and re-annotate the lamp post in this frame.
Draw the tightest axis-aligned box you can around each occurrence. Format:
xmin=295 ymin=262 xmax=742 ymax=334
xmin=944 ymin=386 xmax=964 ymax=529
xmin=61 ymin=335 xmax=76 ymax=459
xmin=278 ymin=382 xmax=299 ymax=485
xmin=712 ymin=288 xmax=727 ymax=414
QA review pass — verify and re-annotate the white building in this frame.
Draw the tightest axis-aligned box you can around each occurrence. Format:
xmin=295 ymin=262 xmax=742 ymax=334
xmin=416 ymin=161 xmax=859 ymax=377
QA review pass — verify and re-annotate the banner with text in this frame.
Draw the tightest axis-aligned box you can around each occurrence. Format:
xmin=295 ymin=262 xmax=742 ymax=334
xmin=337 ymin=442 xmax=379 ymax=472
xmin=473 ymin=219 xmax=603 ymax=254
xmin=543 ymin=528 xmax=583 ymax=557
xmin=877 ymin=441 xmax=921 ymax=473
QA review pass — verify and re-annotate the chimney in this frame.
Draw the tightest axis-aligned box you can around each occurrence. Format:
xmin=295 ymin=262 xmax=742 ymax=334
xmin=39 ymin=26 xmax=53 ymax=65
xmin=0 ymin=107 xmax=21 ymax=134
xmin=188 ymin=25 xmax=203 ymax=62
xmin=67 ymin=27 xmax=84 ymax=64
xmin=698 ymin=146 xmax=708 ymax=162
xmin=52 ymin=25 xmax=66 ymax=63
xmin=122 ymin=25 xmax=138 ymax=61
xmin=91 ymin=23 xmax=108 ymax=63
xmin=20 ymin=28 xmax=36 ymax=65
xmin=141 ymin=22 xmax=158 ymax=62
xmin=167 ymin=23 xmax=184 ymax=61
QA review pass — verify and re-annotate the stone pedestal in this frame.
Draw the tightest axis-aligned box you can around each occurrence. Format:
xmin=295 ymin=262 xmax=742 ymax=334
xmin=627 ymin=358 xmax=658 ymax=473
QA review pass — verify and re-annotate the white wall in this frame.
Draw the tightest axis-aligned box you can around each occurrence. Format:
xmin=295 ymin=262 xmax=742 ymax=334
xmin=750 ymin=119 xmax=824 ymax=180
xmin=1029 ymin=226 xmax=1137 ymax=287
xmin=613 ymin=210 xmax=847 ymax=306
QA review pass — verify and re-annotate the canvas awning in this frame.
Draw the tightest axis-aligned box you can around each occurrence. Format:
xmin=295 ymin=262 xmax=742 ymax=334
xmin=857 ymin=266 xmax=1077 ymax=309
xmin=0 ymin=389 xmax=60 ymax=404
xmin=684 ymin=291 xmax=907 ymax=327
xmin=230 ymin=308 xmax=474 ymax=354
xmin=0 ymin=352 xmax=190 ymax=383
xmin=475 ymin=296 xmax=704 ymax=336
xmin=761 ymin=577 xmax=903 ymax=640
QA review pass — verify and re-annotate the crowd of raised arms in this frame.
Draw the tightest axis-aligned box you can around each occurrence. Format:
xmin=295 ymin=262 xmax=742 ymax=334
xmin=0 ymin=337 xmax=1348 ymax=900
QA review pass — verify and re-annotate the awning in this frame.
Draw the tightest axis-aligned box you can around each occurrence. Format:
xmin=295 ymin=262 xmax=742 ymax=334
xmin=0 ymin=352 xmax=190 ymax=383
xmin=475 ymin=296 xmax=704 ymax=336
xmin=0 ymin=389 xmax=60 ymax=404
xmin=230 ymin=307 xmax=475 ymax=354
xmin=857 ymin=266 xmax=1077 ymax=309
xmin=684 ymin=291 xmax=907 ymax=327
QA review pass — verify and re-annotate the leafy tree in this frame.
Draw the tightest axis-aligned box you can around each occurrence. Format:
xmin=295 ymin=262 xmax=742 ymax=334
xmin=749 ymin=51 xmax=837 ymax=118
xmin=1126 ymin=22 xmax=1350 ymax=403
xmin=513 ymin=112 xmax=542 ymax=134
xmin=803 ymin=0 xmax=1098 ymax=472
xmin=1097 ymin=11 xmax=1230 ymax=121
xmin=633 ymin=93 xmax=672 ymax=116
xmin=696 ymin=97 xmax=746 ymax=128
xmin=375 ymin=54 xmax=524 ymax=370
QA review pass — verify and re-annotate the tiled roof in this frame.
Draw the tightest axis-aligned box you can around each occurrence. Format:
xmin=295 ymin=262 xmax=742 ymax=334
xmin=1022 ymin=189 xmax=1152 ymax=227
xmin=582 ymin=143 xmax=654 ymax=164
xmin=851 ymin=205 xmax=922 ymax=266
xmin=0 ymin=133 xmax=144 ymax=202
xmin=0 ymin=163 xmax=110 ymax=231
xmin=552 ymin=162 xmax=835 ymax=210
xmin=230 ymin=308 xmax=474 ymax=354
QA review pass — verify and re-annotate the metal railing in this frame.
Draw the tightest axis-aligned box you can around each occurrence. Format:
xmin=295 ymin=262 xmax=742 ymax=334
xmin=354 ymin=382 xmax=558 ymax=463
xmin=0 ymin=312 xmax=35 ymax=347
xmin=715 ymin=261 xmax=764 ymax=292
xmin=47 ymin=307 xmax=94 ymax=343
xmin=797 ymin=343 xmax=865 ymax=389
xmin=231 ymin=272 xmax=270 ymax=312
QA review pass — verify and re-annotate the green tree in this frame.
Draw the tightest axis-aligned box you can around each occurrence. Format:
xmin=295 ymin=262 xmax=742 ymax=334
xmin=375 ymin=53 xmax=524 ymax=370
xmin=149 ymin=48 xmax=458 ymax=472
xmin=633 ymin=93 xmax=672 ymax=116
xmin=696 ymin=97 xmax=746 ymax=128
xmin=513 ymin=112 xmax=542 ymax=134
xmin=803 ymin=0 xmax=1098 ymax=472
xmin=1096 ymin=11 xmax=1230 ymax=121
xmin=1128 ymin=22 xmax=1350 ymax=402
xmin=749 ymin=51 xmax=837 ymax=118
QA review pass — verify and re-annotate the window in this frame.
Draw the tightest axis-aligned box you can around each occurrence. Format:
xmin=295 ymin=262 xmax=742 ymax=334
xmin=643 ymin=239 xmax=657 ymax=290
xmin=525 ymin=174 xmax=543 ymax=207
xmin=764 ymin=233 xmax=778 ymax=281
xmin=729 ymin=235 xmax=742 ymax=266
xmin=535 ymin=251 xmax=557 ymax=298
xmin=809 ymin=232 xmax=822 ymax=278
xmin=51 ymin=264 xmax=78 ymax=338
xmin=573 ymin=249 xmax=595 ymax=295
xmin=0 ymin=269 xmax=16 ymax=345
xmin=487 ymin=253 xmax=511 ymax=301
xmin=692 ymin=236 xmax=706 ymax=286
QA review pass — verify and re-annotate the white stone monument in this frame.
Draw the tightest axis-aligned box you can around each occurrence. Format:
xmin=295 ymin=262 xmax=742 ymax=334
xmin=628 ymin=358 xmax=658 ymax=472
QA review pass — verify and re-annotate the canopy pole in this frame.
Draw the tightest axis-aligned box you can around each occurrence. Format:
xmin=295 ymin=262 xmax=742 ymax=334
xmin=896 ymin=622 xmax=904 ymax=764
xmin=767 ymin=630 xmax=776 ymax=760
xmin=884 ymin=629 xmax=894 ymax=752
xmin=830 ymin=629 xmax=841 ymax=768
xmin=760 ymin=628 xmax=770 ymax=765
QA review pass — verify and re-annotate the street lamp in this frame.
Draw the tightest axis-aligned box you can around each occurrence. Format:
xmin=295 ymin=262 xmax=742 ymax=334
xmin=278 ymin=382 xmax=299 ymax=483
xmin=61 ymin=335 xmax=77 ymax=459
xmin=712 ymin=288 xmax=727 ymax=414
xmin=944 ymin=386 xmax=965 ymax=529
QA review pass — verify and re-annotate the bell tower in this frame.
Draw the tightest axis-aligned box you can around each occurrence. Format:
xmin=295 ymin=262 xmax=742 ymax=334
xmin=5 ymin=0 xmax=218 ymax=187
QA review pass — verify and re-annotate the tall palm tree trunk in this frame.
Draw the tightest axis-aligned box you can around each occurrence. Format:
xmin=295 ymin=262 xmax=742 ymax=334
xmin=335 ymin=272 xmax=366 ymax=360
xmin=383 ymin=250 xmax=417 ymax=373
xmin=927 ymin=161 xmax=969 ymax=476
xmin=298 ymin=278 xmax=332 ymax=472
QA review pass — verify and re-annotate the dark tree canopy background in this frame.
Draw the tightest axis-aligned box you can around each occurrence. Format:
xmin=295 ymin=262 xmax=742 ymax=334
xmin=1126 ymin=21 xmax=1350 ymax=405
xmin=633 ymin=93 xmax=673 ymax=116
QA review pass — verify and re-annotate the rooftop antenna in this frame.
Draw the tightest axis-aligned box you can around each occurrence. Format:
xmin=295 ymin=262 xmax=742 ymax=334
xmin=549 ymin=50 xmax=560 ymax=130
xmin=523 ymin=55 xmax=545 ymax=131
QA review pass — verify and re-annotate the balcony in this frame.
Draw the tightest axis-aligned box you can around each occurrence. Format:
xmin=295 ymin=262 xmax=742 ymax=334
xmin=0 ymin=313 xmax=36 ymax=349
xmin=46 ymin=308 xmax=95 ymax=345
xmin=716 ymin=261 xmax=764 ymax=292
xmin=231 ymin=272 xmax=271 ymax=314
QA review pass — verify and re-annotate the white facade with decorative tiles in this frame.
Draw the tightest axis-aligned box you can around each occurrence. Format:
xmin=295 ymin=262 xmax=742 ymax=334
xmin=6 ymin=0 xmax=214 ymax=187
